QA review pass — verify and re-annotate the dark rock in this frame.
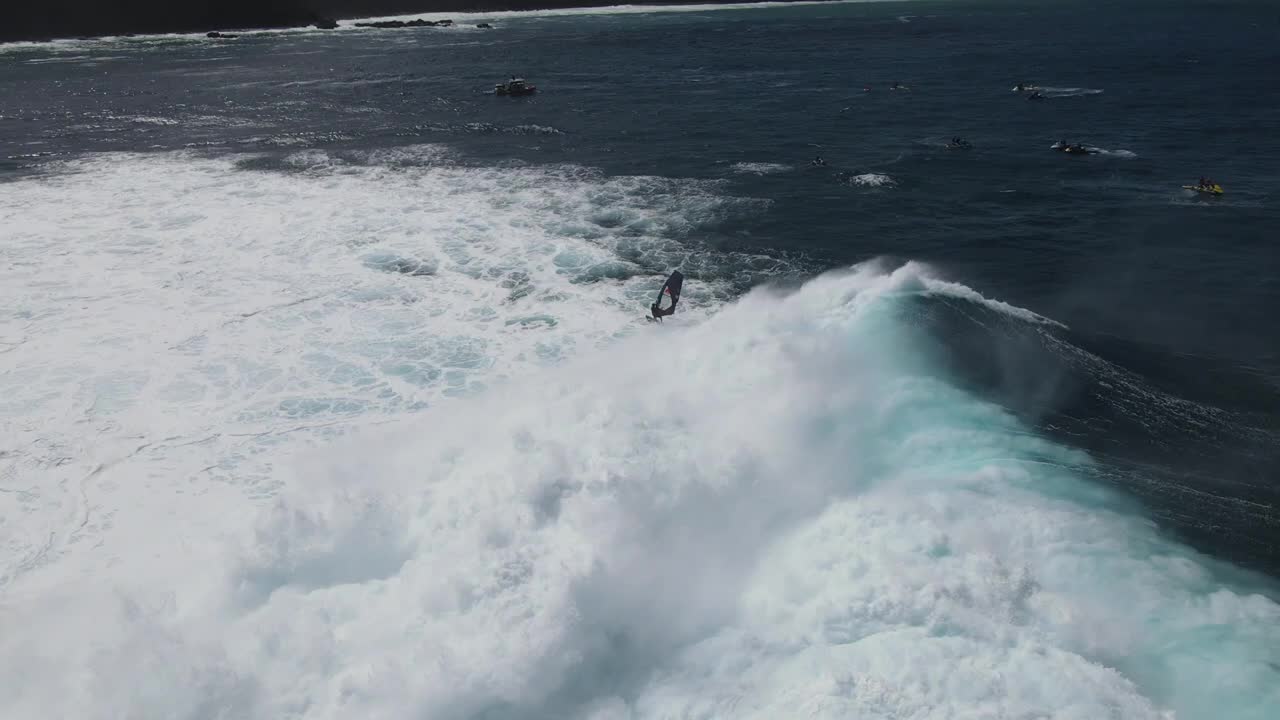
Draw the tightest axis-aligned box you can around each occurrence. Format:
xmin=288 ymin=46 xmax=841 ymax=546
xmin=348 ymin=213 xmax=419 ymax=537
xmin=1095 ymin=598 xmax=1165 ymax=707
xmin=206 ymin=31 xmax=239 ymax=39
xmin=4 ymin=1 xmax=342 ymax=42
xmin=314 ymin=18 xmax=338 ymax=30
xmin=476 ymin=23 xmax=493 ymax=29
xmin=354 ymin=18 xmax=453 ymax=30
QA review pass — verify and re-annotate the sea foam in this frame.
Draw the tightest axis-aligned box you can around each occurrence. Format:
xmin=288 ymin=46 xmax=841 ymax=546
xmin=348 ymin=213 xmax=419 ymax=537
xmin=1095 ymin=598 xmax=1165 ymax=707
xmin=1 ymin=152 xmax=1277 ymax=720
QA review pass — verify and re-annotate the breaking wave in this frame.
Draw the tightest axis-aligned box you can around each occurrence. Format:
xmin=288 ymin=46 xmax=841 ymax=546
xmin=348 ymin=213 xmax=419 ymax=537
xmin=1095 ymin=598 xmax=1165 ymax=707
xmin=1 ymin=150 xmax=1277 ymax=720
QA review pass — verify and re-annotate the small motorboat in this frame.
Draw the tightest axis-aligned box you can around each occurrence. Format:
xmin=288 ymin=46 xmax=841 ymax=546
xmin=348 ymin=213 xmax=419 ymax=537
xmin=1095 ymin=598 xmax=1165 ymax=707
xmin=495 ymin=78 xmax=537 ymax=96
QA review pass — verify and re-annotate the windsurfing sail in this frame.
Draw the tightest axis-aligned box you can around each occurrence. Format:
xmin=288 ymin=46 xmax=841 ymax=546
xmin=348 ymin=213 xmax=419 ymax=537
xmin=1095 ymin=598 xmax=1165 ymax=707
xmin=651 ymin=270 xmax=684 ymax=319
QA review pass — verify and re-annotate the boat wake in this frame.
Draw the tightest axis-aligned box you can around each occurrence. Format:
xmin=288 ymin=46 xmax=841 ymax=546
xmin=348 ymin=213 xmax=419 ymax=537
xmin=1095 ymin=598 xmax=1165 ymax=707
xmin=730 ymin=161 xmax=792 ymax=175
xmin=840 ymin=171 xmax=895 ymax=187
xmin=1042 ymin=86 xmax=1105 ymax=97
xmin=1051 ymin=142 xmax=1137 ymax=158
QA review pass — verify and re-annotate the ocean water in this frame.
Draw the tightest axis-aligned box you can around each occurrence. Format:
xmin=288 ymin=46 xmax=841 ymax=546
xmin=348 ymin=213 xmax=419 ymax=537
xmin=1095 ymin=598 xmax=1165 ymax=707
xmin=2 ymin=1 xmax=1279 ymax=718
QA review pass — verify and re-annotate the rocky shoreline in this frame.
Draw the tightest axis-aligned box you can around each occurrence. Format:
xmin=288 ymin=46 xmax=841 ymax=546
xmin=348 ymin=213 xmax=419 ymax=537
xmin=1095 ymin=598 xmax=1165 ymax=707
xmin=4 ymin=0 xmax=828 ymax=43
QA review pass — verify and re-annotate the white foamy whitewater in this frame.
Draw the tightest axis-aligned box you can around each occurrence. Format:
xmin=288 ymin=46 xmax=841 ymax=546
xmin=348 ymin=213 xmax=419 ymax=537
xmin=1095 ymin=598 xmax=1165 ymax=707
xmin=1 ymin=150 xmax=1277 ymax=720
xmin=730 ymin=161 xmax=792 ymax=176
xmin=845 ymin=172 xmax=895 ymax=187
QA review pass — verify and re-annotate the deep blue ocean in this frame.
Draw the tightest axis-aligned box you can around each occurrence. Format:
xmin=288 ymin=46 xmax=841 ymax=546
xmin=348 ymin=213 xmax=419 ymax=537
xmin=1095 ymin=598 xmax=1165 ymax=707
xmin=2 ymin=2 xmax=1279 ymax=718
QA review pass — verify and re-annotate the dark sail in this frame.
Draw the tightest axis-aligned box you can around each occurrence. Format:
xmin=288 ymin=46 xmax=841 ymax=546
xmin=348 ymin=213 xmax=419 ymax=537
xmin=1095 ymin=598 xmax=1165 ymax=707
xmin=651 ymin=270 xmax=684 ymax=319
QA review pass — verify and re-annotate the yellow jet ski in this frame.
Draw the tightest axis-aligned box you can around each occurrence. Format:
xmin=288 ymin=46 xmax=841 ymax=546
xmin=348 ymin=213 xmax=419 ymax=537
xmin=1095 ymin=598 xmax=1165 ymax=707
xmin=1182 ymin=183 xmax=1224 ymax=196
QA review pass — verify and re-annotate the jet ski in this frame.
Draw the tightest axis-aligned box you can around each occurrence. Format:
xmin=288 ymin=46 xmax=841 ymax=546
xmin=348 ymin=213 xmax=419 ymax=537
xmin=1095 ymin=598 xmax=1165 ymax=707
xmin=1052 ymin=141 xmax=1092 ymax=155
xmin=1182 ymin=183 xmax=1224 ymax=196
xmin=1027 ymin=91 xmax=1045 ymax=101
xmin=1013 ymin=83 xmax=1041 ymax=92
xmin=946 ymin=138 xmax=972 ymax=150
